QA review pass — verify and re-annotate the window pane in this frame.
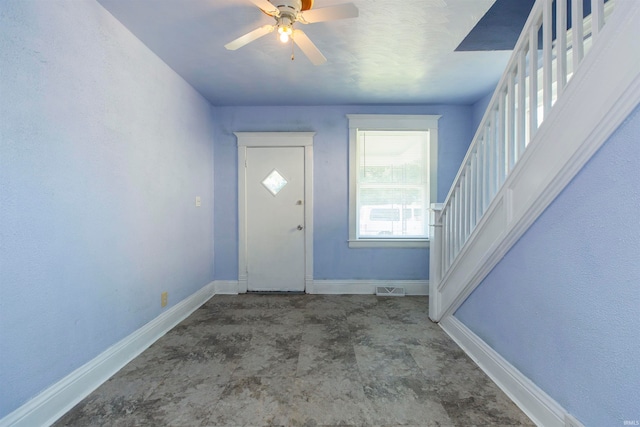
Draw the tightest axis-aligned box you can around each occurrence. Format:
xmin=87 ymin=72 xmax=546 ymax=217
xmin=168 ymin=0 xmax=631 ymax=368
xmin=356 ymin=131 xmax=429 ymax=239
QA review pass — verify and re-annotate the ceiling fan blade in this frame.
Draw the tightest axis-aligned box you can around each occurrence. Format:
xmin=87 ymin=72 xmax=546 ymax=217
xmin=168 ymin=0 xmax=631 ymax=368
xmin=248 ymin=0 xmax=280 ymax=16
xmin=299 ymin=3 xmax=358 ymax=23
xmin=225 ymin=25 xmax=274 ymax=50
xmin=293 ymin=29 xmax=326 ymax=65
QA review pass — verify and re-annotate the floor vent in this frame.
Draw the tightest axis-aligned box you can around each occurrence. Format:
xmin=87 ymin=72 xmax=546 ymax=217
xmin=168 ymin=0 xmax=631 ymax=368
xmin=375 ymin=286 xmax=405 ymax=297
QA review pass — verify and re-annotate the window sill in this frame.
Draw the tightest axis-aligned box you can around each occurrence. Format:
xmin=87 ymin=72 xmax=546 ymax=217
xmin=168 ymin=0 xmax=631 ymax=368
xmin=348 ymin=239 xmax=430 ymax=248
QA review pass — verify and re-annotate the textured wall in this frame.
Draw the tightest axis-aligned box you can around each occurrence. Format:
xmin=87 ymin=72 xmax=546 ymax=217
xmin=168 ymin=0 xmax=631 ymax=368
xmin=0 ymin=0 xmax=215 ymax=417
xmin=470 ymin=87 xmax=495 ymax=134
xmin=455 ymin=105 xmax=640 ymax=425
xmin=212 ymin=105 xmax=473 ymax=280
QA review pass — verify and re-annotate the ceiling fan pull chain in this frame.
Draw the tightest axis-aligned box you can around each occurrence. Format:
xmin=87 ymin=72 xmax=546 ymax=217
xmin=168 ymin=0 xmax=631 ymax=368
xmin=291 ymin=35 xmax=295 ymax=61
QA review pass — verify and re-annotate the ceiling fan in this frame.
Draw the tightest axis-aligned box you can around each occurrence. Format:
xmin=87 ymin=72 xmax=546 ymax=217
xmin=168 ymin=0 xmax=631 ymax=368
xmin=224 ymin=0 xmax=359 ymax=65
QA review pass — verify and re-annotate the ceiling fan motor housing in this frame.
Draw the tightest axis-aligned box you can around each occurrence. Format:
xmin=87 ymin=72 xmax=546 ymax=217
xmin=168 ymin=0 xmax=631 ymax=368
xmin=272 ymin=0 xmax=303 ymax=17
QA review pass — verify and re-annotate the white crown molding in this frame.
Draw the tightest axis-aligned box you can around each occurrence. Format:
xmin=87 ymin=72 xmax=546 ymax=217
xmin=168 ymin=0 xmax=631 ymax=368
xmin=0 ymin=282 xmax=216 ymax=427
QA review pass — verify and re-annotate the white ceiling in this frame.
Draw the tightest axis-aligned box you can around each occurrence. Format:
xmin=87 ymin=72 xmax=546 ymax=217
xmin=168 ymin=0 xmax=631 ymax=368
xmin=97 ymin=0 xmax=514 ymax=106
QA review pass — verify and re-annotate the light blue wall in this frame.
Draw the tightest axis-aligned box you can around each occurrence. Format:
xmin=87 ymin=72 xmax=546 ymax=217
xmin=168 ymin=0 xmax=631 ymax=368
xmin=213 ymin=105 xmax=473 ymax=280
xmin=455 ymin=105 xmax=640 ymax=426
xmin=471 ymin=87 xmax=495 ymax=133
xmin=0 ymin=0 xmax=215 ymax=418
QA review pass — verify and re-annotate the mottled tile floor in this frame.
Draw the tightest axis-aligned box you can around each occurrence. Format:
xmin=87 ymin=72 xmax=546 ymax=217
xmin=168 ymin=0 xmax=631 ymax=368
xmin=55 ymin=295 xmax=534 ymax=426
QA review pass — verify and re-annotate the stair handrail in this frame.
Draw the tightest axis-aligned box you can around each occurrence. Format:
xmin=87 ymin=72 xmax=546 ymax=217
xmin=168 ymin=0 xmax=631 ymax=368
xmin=431 ymin=0 xmax=613 ymax=294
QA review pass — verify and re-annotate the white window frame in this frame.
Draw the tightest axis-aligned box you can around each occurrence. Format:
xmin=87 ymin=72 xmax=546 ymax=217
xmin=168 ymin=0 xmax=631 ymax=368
xmin=347 ymin=114 xmax=440 ymax=248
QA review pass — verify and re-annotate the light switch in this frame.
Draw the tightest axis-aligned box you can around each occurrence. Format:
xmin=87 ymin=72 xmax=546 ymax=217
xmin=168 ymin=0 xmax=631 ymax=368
xmin=195 ymin=196 xmax=201 ymax=207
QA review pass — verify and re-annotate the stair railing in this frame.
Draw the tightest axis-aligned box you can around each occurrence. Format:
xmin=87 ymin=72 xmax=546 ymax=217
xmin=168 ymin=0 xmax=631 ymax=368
xmin=430 ymin=0 xmax=613 ymax=318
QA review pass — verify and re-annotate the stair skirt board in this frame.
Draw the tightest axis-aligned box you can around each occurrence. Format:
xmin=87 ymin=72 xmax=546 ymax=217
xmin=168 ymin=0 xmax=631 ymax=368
xmin=440 ymin=315 xmax=575 ymax=427
xmin=0 ymin=282 xmax=216 ymax=427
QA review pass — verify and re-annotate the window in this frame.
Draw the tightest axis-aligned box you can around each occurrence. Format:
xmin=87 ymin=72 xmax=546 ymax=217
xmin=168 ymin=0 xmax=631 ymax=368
xmin=348 ymin=115 xmax=440 ymax=248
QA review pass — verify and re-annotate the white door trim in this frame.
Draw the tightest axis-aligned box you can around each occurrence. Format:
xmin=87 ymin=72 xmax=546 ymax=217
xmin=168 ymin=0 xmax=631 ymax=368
xmin=236 ymin=132 xmax=314 ymax=293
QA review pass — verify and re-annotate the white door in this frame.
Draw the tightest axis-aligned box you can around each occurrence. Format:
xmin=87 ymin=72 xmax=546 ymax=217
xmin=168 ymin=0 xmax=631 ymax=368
xmin=246 ymin=146 xmax=305 ymax=292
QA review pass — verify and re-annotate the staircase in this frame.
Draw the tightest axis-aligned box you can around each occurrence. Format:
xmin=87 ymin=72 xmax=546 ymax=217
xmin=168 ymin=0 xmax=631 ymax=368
xmin=429 ymin=0 xmax=640 ymax=321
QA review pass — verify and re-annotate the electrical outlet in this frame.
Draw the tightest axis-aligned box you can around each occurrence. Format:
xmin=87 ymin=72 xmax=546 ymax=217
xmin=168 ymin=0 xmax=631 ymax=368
xmin=565 ymin=413 xmax=585 ymax=427
xmin=161 ymin=292 xmax=168 ymax=308
xmin=195 ymin=196 xmax=201 ymax=207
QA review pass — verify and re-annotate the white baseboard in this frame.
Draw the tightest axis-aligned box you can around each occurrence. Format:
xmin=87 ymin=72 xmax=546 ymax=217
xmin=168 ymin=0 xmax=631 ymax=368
xmin=214 ymin=280 xmax=239 ymax=294
xmin=440 ymin=315 xmax=571 ymax=427
xmin=0 ymin=282 xmax=216 ymax=427
xmin=211 ymin=279 xmax=427 ymax=295
xmin=310 ymin=280 xmax=428 ymax=295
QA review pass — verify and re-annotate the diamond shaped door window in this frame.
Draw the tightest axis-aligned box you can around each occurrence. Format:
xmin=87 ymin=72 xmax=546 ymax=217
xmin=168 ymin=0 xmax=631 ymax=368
xmin=262 ymin=169 xmax=288 ymax=196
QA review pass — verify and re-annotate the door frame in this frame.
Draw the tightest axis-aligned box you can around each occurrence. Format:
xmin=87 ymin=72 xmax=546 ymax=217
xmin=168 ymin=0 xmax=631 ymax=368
xmin=236 ymin=132 xmax=314 ymax=293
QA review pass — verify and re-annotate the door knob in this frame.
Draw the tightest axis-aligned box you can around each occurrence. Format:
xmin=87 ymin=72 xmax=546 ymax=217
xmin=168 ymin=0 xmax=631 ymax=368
xmin=297 ymin=225 xmax=304 ymax=230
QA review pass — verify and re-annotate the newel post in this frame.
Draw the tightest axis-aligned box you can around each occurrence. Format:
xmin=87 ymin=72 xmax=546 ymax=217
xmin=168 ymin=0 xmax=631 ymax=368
xmin=429 ymin=203 xmax=443 ymax=322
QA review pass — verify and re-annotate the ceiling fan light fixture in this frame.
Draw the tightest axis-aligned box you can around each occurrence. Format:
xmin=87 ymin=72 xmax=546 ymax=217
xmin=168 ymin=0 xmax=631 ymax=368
xmin=277 ymin=17 xmax=293 ymax=43
xmin=226 ymin=0 xmax=358 ymax=65
xmin=279 ymin=31 xmax=291 ymax=43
